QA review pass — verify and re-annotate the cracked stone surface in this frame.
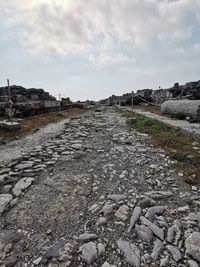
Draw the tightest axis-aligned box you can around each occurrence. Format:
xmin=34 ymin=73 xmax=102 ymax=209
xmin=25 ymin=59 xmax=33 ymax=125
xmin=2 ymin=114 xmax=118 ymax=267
xmin=0 ymin=107 xmax=200 ymax=266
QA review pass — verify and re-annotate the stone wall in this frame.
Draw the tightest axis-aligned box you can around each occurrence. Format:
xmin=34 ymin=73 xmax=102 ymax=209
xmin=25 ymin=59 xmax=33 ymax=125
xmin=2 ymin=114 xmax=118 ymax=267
xmin=0 ymin=85 xmax=58 ymax=117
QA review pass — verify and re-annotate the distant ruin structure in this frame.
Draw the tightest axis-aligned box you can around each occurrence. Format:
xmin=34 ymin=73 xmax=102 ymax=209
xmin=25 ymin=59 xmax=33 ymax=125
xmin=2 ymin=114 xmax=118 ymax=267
xmin=102 ymin=80 xmax=200 ymax=107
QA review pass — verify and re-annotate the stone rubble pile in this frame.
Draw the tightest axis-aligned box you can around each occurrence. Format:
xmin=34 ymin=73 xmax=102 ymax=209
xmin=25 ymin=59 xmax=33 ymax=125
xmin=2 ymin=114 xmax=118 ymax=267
xmin=0 ymin=108 xmax=200 ymax=266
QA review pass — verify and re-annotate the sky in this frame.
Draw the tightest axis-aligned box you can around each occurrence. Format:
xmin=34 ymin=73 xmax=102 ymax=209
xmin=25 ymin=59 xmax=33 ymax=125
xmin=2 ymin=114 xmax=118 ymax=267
xmin=0 ymin=0 xmax=200 ymax=101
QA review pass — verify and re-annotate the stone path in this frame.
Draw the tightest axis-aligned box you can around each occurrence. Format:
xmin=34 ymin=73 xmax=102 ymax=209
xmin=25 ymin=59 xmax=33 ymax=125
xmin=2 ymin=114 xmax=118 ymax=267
xmin=0 ymin=116 xmax=73 ymax=165
xmin=125 ymin=107 xmax=200 ymax=137
xmin=0 ymin=107 xmax=200 ymax=267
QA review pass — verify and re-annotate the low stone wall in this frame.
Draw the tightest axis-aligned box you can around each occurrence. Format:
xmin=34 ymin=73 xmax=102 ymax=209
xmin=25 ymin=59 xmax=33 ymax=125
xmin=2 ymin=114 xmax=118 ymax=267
xmin=161 ymin=100 xmax=200 ymax=121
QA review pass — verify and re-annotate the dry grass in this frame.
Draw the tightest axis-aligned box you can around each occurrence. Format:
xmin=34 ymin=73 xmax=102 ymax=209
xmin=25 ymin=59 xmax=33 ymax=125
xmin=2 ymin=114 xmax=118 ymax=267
xmin=0 ymin=108 xmax=83 ymax=143
xmin=118 ymin=108 xmax=200 ymax=186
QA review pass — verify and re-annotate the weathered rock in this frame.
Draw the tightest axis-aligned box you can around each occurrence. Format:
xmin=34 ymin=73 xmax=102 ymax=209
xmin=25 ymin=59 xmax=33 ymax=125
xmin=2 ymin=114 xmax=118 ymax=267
xmin=146 ymin=206 xmax=165 ymax=221
xmin=101 ymin=203 xmax=114 ymax=216
xmin=115 ymin=205 xmax=129 ymax=221
xmin=0 ymin=194 xmax=13 ymax=214
xmin=185 ymin=232 xmax=200 ymax=263
xmin=12 ymin=177 xmax=34 ymax=197
xmin=101 ymin=262 xmax=117 ymax=267
xmin=96 ymin=217 xmax=107 ymax=227
xmin=97 ymin=243 xmax=105 ymax=257
xmin=140 ymin=216 xmax=164 ymax=241
xmin=117 ymin=239 xmax=140 ymax=267
xmin=151 ymin=238 xmax=164 ymax=261
xmin=145 ymin=191 xmax=173 ymax=200
xmin=139 ymin=197 xmax=156 ymax=208
xmin=81 ymin=242 xmax=98 ymax=265
xmin=188 ymin=260 xmax=199 ymax=267
xmin=128 ymin=207 xmax=141 ymax=233
xmin=166 ymin=245 xmax=182 ymax=262
xmin=135 ymin=224 xmax=153 ymax=242
xmin=107 ymin=194 xmax=126 ymax=202
xmin=15 ymin=163 xmax=34 ymax=170
xmin=78 ymin=233 xmax=98 ymax=242
xmin=160 ymin=255 xmax=170 ymax=267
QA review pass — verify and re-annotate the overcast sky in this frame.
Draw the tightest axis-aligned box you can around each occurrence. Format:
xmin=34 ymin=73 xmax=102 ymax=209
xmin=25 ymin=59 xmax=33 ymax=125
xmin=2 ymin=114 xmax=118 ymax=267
xmin=0 ymin=0 xmax=200 ymax=101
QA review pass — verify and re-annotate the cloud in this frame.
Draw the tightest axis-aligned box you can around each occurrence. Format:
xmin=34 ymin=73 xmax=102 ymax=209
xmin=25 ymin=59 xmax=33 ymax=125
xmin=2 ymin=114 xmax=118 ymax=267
xmin=89 ymin=53 xmax=136 ymax=67
xmin=0 ymin=0 xmax=199 ymax=62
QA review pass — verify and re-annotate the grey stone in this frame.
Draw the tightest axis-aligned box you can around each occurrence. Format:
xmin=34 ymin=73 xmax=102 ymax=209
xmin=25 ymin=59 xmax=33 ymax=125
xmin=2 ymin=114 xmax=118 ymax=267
xmin=97 ymin=243 xmax=105 ymax=257
xmin=160 ymin=255 xmax=170 ymax=267
xmin=101 ymin=262 xmax=117 ymax=267
xmin=101 ymin=203 xmax=114 ymax=216
xmin=115 ymin=205 xmax=129 ymax=221
xmin=146 ymin=206 xmax=165 ymax=221
xmin=140 ymin=216 xmax=164 ymax=241
xmin=185 ymin=232 xmax=200 ymax=263
xmin=96 ymin=217 xmax=107 ymax=227
xmin=151 ymin=238 xmax=164 ymax=261
xmin=135 ymin=224 xmax=153 ymax=242
xmin=78 ymin=233 xmax=98 ymax=242
xmin=0 ymin=194 xmax=13 ymax=214
xmin=128 ymin=207 xmax=141 ymax=233
xmin=139 ymin=197 xmax=156 ymax=208
xmin=117 ymin=239 xmax=140 ymax=267
xmin=12 ymin=177 xmax=34 ymax=197
xmin=15 ymin=163 xmax=34 ymax=170
xmin=146 ymin=191 xmax=173 ymax=200
xmin=107 ymin=194 xmax=126 ymax=202
xmin=166 ymin=245 xmax=182 ymax=262
xmin=188 ymin=260 xmax=199 ymax=267
xmin=81 ymin=241 xmax=98 ymax=265
xmin=0 ymin=168 xmax=11 ymax=175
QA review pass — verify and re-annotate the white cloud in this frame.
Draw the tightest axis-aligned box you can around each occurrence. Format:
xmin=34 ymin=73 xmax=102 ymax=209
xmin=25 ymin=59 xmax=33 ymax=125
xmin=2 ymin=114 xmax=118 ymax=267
xmin=0 ymin=0 xmax=199 ymax=64
xmin=89 ymin=53 xmax=136 ymax=67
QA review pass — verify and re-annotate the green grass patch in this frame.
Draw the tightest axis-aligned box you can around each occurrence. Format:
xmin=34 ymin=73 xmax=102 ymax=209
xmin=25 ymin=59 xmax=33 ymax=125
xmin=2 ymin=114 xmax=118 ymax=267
xmin=117 ymin=107 xmax=200 ymax=186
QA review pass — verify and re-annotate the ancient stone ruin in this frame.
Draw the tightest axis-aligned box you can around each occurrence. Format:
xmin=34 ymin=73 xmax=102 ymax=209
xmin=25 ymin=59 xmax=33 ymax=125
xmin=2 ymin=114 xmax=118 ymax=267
xmin=103 ymin=80 xmax=200 ymax=106
xmin=0 ymin=85 xmax=60 ymax=117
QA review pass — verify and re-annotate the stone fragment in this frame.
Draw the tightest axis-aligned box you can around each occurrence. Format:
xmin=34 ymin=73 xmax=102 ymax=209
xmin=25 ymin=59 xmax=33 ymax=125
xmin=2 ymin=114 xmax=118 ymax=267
xmin=135 ymin=224 xmax=153 ymax=242
xmin=146 ymin=206 xmax=165 ymax=221
xmin=151 ymin=238 xmax=164 ymax=261
xmin=117 ymin=239 xmax=140 ymax=267
xmin=139 ymin=197 xmax=156 ymax=208
xmin=188 ymin=260 xmax=199 ymax=267
xmin=81 ymin=241 xmax=98 ymax=265
xmin=185 ymin=232 xmax=200 ymax=263
xmin=15 ymin=163 xmax=34 ymax=170
xmin=97 ymin=243 xmax=105 ymax=257
xmin=96 ymin=217 xmax=107 ymax=227
xmin=0 ymin=194 xmax=13 ymax=214
xmin=140 ymin=216 xmax=164 ymax=241
xmin=13 ymin=177 xmax=34 ymax=197
xmin=107 ymin=194 xmax=126 ymax=202
xmin=166 ymin=245 xmax=182 ymax=262
xmin=115 ymin=205 xmax=129 ymax=221
xmin=160 ymin=255 xmax=170 ymax=267
xmin=145 ymin=191 xmax=173 ymax=200
xmin=78 ymin=233 xmax=98 ymax=242
xmin=101 ymin=262 xmax=117 ymax=267
xmin=0 ymin=168 xmax=11 ymax=175
xmin=101 ymin=203 xmax=114 ymax=216
xmin=128 ymin=207 xmax=141 ymax=233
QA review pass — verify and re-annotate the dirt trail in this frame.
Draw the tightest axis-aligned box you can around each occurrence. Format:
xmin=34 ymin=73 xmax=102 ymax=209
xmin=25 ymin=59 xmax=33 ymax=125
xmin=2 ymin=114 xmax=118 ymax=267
xmin=0 ymin=107 xmax=200 ymax=267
